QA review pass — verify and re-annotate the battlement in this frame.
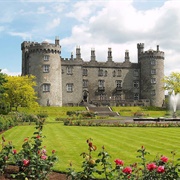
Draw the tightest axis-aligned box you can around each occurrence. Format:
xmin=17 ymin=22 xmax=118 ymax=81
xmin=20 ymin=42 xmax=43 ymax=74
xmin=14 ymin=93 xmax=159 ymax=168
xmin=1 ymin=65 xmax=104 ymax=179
xmin=139 ymin=49 xmax=164 ymax=59
xmin=21 ymin=40 xmax=61 ymax=54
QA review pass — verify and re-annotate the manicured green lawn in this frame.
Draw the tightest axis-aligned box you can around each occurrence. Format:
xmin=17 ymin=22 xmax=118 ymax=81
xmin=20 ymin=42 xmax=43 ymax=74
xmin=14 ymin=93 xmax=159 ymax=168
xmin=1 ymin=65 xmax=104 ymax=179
xmin=1 ymin=123 xmax=180 ymax=172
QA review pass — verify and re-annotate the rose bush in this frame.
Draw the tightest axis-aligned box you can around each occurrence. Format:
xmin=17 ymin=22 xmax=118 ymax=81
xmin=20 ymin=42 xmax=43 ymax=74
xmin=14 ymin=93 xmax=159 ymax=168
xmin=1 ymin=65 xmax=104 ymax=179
xmin=0 ymin=119 xmax=57 ymax=180
xmin=68 ymin=140 xmax=180 ymax=180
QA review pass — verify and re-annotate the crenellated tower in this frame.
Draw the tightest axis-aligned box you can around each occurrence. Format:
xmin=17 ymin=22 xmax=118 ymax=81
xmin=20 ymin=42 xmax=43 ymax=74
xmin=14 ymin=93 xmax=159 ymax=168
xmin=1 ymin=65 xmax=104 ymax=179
xmin=137 ymin=44 xmax=164 ymax=107
xmin=21 ymin=37 xmax=62 ymax=106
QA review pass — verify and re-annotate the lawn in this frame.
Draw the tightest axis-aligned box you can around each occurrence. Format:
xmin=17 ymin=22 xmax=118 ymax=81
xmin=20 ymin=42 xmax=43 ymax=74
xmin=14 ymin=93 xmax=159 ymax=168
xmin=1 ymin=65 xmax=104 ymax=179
xmin=1 ymin=123 xmax=180 ymax=173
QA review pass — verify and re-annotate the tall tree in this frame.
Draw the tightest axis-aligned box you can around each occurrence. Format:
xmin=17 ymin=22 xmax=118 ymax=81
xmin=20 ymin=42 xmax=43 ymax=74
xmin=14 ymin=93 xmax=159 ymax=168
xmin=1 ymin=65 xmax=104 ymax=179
xmin=2 ymin=75 xmax=39 ymax=111
xmin=164 ymin=72 xmax=180 ymax=94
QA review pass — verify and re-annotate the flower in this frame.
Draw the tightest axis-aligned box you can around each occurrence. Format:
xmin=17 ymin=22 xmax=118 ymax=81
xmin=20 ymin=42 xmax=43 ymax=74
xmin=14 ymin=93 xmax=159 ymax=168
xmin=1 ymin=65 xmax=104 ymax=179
xmin=52 ymin=150 xmax=56 ymax=154
xmin=89 ymin=142 xmax=93 ymax=147
xmin=160 ymin=156 xmax=168 ymax=163
xmin=147 ymin=163 xmax=157 ymax=171
xmin=122 ymin=167 xmax=132 ymax=174
xmin=157 ymin=166 xmax=165 ymax=173
xmin=23 ymin=159 xmax=30 ymax=166
xmin=114 ymin=159 xmax=124 ymax=166
xmin=24 ymin=138 xmax=29 ymax=142
xmin=41 ymin=155 xmax=47 ymax=160
xmin=36 ymin=135 xmax=41 ymax=139
xmin=12 ymin=149 xmax=17 ymax=154
xmin=41 ymin=148 xmax=46 ymax=154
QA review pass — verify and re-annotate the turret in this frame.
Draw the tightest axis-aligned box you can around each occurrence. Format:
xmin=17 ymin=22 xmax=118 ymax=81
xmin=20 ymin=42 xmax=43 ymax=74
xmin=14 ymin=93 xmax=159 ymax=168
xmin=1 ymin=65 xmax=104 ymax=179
xmin=139 ymin=44 xmax=165 ymax=107
xmin=21 ymin=37 xmax=62 ymax=106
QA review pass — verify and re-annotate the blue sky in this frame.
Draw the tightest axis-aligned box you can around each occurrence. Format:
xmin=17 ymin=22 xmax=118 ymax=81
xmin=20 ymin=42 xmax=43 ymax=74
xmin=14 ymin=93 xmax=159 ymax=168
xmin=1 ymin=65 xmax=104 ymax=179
xmin=0 ymin=0 xmax=180 ymax=76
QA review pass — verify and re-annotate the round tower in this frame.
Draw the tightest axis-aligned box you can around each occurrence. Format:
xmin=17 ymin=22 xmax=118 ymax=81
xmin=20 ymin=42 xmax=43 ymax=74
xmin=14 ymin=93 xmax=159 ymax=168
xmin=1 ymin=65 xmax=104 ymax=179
xmin=21 ymin=37 xmax=62 ymax=106
xmin=138 ymin=44 xmax=165 ymax=107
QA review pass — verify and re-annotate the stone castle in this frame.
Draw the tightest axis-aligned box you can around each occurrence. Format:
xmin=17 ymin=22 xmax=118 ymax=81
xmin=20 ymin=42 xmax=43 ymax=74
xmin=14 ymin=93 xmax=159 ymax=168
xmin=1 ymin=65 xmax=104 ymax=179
xmin=21 ymin=37 xmax=165 ymax=107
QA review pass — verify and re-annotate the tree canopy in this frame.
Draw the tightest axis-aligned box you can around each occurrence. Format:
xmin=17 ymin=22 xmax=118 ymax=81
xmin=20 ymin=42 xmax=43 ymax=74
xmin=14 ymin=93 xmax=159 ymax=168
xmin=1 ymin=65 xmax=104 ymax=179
xmin=164 ymin=72 xmax=180 ymax=95
xmin=2 ymin=75 xmax=39 ymax=110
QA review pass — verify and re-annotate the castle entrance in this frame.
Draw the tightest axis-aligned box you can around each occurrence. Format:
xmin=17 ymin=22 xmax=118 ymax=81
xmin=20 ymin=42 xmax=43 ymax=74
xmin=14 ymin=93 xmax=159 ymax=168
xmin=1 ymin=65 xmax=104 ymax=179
xmin=83 ymin=91 xmax=89 ymax=102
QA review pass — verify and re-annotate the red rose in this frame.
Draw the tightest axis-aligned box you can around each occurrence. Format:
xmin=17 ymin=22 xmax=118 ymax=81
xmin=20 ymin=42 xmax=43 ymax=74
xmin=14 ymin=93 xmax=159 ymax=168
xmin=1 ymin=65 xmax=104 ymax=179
xmin=23 ymin=159 xmax=30 ymax=166
xmin=36 ymin=135 xmax=41 ymax=139
xmin=157 ymin=166 xmax=165 ymax=173
xmin=147 ymin=163 xmax=157 ymax=171
xmin=89 ymin=142 xmax=93 ymax=147
xmin=160 ymin=156 xmax=168 ymax=163
xmin=12 ymin=149 xmax=17 ymax=154
xmin=122 ymin=167 xmax=132 ymax=174
xmin=114 ymin=159 xmax=124 ymax=166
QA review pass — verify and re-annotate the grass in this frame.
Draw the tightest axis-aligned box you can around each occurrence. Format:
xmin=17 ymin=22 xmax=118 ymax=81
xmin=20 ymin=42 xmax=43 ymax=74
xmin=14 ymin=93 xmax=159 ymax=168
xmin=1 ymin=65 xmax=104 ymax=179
xmin=1 ymin=123 xmax=180 ymax=172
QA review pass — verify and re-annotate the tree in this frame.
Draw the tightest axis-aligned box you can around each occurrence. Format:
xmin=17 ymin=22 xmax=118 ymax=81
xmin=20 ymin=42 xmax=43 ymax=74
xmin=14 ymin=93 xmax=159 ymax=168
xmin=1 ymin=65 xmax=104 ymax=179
xmin=0 ymin=69 xmax=7 ymax=96
xmin=164 ymin=72 xmax=180 ymax=94
xmin=2 ymin=75 xmax=39 ymax=111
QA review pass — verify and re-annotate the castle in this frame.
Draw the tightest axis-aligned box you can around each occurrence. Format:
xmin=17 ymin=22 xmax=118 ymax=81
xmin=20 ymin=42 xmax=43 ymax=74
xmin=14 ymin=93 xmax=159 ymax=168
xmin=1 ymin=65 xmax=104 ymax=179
xmin=21 ymin=37 xmax=165 ymax=107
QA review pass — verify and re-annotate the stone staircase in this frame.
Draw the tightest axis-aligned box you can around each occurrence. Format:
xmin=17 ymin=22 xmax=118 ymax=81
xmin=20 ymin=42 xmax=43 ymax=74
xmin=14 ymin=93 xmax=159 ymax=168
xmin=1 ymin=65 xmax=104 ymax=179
xmin=86 ymin=106 xmax=119 ymax=117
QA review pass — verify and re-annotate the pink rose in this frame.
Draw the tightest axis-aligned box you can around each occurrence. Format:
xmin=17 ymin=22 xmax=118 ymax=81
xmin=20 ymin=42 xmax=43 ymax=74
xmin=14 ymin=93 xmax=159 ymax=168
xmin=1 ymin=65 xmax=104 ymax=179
xmin=41 ymin=149 xmax=46 ymax=155
xmin=41 ymin=155 xmax=47 ymax=160
xmin=157 ymin=166 xmax=165 ymax=173
xmin=160 ymin=156 xmax=168 ymax=163
xmin=114 ymin=159 xmax=124 ymax=166
xmin=122 ymin=167 xmax=132 ymax=174
xmin=147 ymin=163 xmax=157 ymax=171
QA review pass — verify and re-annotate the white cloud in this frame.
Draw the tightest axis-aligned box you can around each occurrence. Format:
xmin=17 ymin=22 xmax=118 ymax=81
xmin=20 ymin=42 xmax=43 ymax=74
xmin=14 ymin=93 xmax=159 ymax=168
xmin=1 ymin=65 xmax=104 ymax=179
xmin=46 ymin=18 xmax=61 ymax=30
xmin=60 ymin=0 xmax=180 ymax=76
xmin=8 ymin=32 xmax=32 ymax=40
xmin=2 ymin=69 xmax=21 ymax=76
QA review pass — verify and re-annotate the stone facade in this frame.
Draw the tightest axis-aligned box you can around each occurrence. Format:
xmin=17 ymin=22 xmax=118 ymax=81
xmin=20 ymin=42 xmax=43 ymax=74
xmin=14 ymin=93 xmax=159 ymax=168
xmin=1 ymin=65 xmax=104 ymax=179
xmin=21 ymin=38 xmax=165 ymax=107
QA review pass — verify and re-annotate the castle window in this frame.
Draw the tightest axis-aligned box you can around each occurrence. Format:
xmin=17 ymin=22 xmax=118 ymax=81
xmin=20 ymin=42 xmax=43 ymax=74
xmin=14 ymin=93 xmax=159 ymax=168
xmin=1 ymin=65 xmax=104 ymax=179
xmin=104 ymin=70 xmax=108 ymax=77
xmin=133 ymin=81 xmax=139 ymax=88
xmin=82 ymin=69 xmax=88 ymax=76
xmin=44 ymin=55 xmax=49 ymax=61
xmin=98 ymin=69 xmax=103 ymax=76
xmin=43 ymin=65 xmax=50 ymax=73
xmin=83 ymin=79 xmax=88 ymax=88
xmin=113 ymin=70 xmax=116 ymax=77
xmin=134 ymin=93 xmax=139 ymax=100
xmin=151 ymin=69 xmax=156 ymax=74
xmin=134 ymin=69 xmax=139 ymax=76
xmin=151 ymin=90 xmax=156 ymax=95
xmin=151 ymin=78 xmax=156 ymax=84
xmin=67 ymin=66 xmax=73 ymax=75
xmin=116 ymin=80 xmax=122 ymax=87
xmin=98 ymin=80 xmax=104 ymax=88
xmin=151 ymin=60 xmax=156 ymax=65
xmin=43 ymin=84 xmax=50 ymax=92
xmin=117 ymin=70 xmax=122 ymax=77
xmin=66 ymin=83 xmax=73 ymax=92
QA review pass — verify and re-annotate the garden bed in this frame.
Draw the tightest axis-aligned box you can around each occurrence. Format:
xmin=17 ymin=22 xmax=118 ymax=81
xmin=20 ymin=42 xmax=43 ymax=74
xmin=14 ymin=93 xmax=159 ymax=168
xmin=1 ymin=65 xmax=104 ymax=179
xmin=0 ymin=165 xmax=67 ymax=180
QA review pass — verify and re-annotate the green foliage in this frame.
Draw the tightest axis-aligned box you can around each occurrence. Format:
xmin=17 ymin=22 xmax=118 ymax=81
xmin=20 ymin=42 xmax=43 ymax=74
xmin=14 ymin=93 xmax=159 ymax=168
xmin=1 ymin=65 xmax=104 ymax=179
xmin=2 ymin=75 xmax=39 ymax=111
xmin=164 ymin=72 xmax=180 ymax=94
xmin=0 ymin=115 xmax=18 ymax=131
xmin=0 ymin=137 xmax=14 ymax=175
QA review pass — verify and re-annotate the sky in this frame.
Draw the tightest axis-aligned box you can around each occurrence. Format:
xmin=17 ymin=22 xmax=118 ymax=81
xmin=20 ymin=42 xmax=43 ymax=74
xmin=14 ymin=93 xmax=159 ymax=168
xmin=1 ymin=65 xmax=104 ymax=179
xmin=0 ymin=0 xmax=180 ymax=76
